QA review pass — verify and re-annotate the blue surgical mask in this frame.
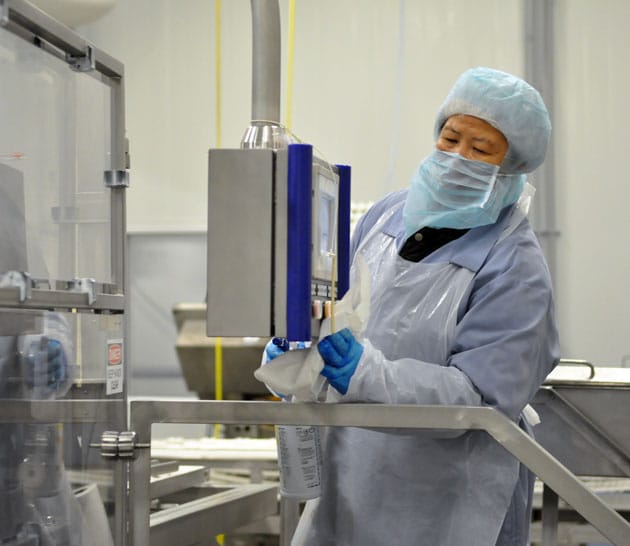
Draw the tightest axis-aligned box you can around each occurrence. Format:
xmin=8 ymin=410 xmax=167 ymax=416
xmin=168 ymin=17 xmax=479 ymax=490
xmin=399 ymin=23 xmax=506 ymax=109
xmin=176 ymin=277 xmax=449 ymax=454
xmin=403 ymin=150 xmax=526 ymax=237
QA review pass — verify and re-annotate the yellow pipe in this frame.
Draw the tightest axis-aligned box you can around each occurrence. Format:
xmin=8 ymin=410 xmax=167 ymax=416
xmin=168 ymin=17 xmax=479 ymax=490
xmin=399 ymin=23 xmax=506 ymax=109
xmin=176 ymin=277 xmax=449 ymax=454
xmin=214 ymin=4 xmax=225 ymax=544
xmin=214 ymin=337 xmax=223 ymax=405
xmin=214 ymin=0 xmax=224 ymax=427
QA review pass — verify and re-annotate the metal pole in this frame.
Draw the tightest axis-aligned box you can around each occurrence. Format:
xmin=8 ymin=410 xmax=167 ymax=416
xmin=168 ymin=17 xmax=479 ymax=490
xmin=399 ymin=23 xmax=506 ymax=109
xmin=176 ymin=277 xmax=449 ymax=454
xmin=542 ymin=484 xmax=559 ymax=546
xmin=279 ymin=498 xmax=300 ymax=546
xmin=524 ymin=0 xmax=559 ymax=286
xmin=250 ymin=0 xmax=281 ymax=123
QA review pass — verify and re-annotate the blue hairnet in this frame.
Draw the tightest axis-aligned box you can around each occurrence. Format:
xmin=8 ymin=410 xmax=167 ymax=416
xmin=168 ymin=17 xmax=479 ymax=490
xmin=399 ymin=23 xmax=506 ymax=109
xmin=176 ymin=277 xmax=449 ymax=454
xmin=434 ymin=67 xmax=551 ymax=174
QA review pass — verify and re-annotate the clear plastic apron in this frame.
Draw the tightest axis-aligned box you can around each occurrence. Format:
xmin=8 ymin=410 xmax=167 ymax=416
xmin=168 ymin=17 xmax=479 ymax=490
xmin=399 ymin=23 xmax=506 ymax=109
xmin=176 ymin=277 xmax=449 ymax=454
xmin=294 ymin=200 xmax=528 ymax=546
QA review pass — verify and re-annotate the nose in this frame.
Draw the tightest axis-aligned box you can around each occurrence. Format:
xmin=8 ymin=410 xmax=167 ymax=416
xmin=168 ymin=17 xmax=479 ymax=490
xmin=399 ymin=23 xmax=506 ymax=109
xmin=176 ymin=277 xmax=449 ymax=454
xmin=451 ymin=141 xmax=473 ymax=160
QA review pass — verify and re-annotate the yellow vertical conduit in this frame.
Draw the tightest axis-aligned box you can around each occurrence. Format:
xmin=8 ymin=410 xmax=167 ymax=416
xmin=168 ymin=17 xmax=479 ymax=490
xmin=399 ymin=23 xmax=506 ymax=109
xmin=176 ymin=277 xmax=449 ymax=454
xmin=214 ymin=2 xmax=224 ymax=544
xmin=213 ymin=0 xmax=224 ymax=431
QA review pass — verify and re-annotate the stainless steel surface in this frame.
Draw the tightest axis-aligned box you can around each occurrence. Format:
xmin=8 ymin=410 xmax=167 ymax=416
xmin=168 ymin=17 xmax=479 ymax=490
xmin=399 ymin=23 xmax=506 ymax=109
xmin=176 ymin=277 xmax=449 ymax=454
xmin=240 ymin=0 xmax=294 ymax=150
xmin=532 ymin=478 xmax=630 ymax=545
xmin=1 ymin=0 xmax=123 ymax=78
xmin=557 ymin=358 xmax=595 ymax=379
xmin=279 ymin=498 xmax=299 ymax=546
xmin=530 ymin=522 xmax=611 ymax=545
xmin=129 ymin=400 xmax=630 ymax=546
xmin=273 ymin=148 xmax=288 ymax=337
xmin=173 ymin=303 xmax=269 ymax=397
xmin=542 ymin=485 xmax=559 ymax=546
xmin=0 ymin=399 xmax=125 ymax=423
xmin=207 ymin=149 xmax=274 ymax=337
xmin=150 ymin=464 xmax=207 ymax=500
xmin=532 ymin=386 xmax=630 ymax=476
xmin=149 ymin=483 xmax=278 ymax=546
xmin=0 ymin=287 xmax=125 ymax=311
xmin=532 ymin=378 xmax=630 ymax=477
xmin=249 ymin=0 xmax=281 ymax=124
xmin=241 ymin=121 xmax=294 ymax=150
xmin=150 ymin=436 xmax=277 ymax=483
xmin=110 ymin=72 xmax=128 ymax=295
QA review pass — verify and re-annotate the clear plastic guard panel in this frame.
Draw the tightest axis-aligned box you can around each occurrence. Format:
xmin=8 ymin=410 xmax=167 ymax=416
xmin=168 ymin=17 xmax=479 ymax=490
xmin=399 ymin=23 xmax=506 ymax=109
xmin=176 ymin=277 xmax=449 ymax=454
xmin=0 ymin=308 xmax=125 ymax=401
xmin=0 ymin=29 xmax=113 ymax=285
xmin=0 ymin=307 xmax=123 ymax=544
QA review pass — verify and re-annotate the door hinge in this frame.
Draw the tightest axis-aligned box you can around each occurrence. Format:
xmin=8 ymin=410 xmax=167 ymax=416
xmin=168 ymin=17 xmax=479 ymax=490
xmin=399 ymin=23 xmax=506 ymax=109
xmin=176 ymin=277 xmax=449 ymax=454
xmin=90 ymin=431 xmax=150 ymax=460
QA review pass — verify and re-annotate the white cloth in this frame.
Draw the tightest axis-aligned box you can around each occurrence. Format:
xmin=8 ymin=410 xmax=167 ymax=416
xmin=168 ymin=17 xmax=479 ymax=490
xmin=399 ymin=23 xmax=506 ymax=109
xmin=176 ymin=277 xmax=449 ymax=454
xmin=254 ymin=257 xmax=371 ymax=402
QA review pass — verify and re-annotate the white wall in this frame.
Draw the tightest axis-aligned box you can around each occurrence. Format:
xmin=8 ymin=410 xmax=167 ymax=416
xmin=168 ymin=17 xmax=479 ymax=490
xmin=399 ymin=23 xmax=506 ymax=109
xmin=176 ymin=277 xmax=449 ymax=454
xmin=81 ymin=0 xmax=523 ymax=227
xmin=554 ymin=0 xmax=630 ymax=365
xmin=78 ymin=0 xmax=630 ymax=366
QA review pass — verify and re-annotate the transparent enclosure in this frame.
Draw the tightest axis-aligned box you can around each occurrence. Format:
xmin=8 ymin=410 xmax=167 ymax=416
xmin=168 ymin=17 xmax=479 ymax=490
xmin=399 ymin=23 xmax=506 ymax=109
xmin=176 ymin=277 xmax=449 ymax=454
xmin=0 ymin=307 xmax=124 ymax=544
xmin=0 ymin=29 xmax=113 ymax=285
xmin=0 ymin=9 xmax=126 ymax=545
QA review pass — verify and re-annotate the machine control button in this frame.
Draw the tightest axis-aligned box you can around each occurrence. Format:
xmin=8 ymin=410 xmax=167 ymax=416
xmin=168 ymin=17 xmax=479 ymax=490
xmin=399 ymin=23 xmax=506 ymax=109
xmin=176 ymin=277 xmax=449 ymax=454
xmin=414 ymin=232 xmax=424 ymax=242
xmin=312 ymin=300 xmax=323 ymax=319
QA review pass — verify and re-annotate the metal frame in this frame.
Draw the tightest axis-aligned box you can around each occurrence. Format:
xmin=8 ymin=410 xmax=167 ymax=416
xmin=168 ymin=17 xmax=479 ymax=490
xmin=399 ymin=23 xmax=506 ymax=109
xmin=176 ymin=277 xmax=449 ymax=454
xmin=0 ymin=2 xmax=130 ymax=544
xmin=0 ymin=287 xmax=124 ymax=311
xmin=129 ymin=400 xmax=630 ymax=546
xmin=0 ymin=0 xmax=127 ymax=297
xmin=534 ymin=387 xmax=630 ymax=476
xmin=0 ymin=0 xmax=123 ymax=78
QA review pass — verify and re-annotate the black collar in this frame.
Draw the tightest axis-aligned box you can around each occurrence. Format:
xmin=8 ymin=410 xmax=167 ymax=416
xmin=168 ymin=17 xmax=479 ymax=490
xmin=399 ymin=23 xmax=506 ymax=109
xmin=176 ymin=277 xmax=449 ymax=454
xmin=399 ymin=227 xmax=469 ymax=262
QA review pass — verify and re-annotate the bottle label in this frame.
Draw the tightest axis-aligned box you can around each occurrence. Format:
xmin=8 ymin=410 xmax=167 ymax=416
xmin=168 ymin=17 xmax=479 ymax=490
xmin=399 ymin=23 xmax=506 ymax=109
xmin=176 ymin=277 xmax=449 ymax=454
xmin=276 ymin=425 xmax=322 ymax=500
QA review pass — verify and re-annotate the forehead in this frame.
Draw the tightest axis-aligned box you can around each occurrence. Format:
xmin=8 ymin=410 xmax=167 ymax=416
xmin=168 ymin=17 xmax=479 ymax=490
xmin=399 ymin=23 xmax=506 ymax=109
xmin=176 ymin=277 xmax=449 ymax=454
xmin=442 ymin=114 xmax=506 ymax=143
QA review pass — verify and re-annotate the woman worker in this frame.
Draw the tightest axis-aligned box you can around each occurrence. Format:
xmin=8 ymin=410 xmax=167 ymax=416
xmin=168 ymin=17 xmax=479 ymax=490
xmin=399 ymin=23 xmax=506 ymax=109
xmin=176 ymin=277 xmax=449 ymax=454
xmin=294 ymin=67 xmax=560 ymax=545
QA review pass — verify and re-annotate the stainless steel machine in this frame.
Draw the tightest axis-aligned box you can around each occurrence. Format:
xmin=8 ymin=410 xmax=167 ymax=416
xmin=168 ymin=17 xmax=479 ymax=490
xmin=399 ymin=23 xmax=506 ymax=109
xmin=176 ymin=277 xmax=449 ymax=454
xmin=206 ymin=0 xmax=351 ymax=344
xmin=529 ymin=363 xmax=630 ymax=544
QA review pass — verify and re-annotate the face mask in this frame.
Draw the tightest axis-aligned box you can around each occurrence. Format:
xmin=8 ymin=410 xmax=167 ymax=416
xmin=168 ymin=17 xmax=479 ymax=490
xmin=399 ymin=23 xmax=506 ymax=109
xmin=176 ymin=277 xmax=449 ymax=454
xmin=403 ymin=149 xmax=525 ymax=237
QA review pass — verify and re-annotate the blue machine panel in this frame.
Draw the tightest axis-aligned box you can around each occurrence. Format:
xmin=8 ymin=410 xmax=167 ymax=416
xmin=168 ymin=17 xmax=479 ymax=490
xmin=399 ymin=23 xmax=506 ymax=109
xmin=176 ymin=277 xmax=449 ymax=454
xmin=286 ymin=144 xmax=313 ymax=341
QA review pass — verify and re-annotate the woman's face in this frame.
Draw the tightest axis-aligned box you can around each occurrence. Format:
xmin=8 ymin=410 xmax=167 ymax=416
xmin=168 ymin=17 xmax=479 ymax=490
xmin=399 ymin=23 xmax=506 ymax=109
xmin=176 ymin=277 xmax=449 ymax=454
xmin=436 ymin=114 xmax=508 ymax=166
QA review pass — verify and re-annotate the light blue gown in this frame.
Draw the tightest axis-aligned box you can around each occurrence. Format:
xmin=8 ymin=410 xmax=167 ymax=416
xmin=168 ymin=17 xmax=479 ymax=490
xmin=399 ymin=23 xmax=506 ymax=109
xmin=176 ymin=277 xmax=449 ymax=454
xmin=293 ymin=189 xmax=560 ymax=546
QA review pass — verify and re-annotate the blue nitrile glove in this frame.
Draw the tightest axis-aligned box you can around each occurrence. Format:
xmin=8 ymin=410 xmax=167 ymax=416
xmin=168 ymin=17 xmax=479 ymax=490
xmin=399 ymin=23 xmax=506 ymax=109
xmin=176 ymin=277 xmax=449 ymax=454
xmin=318 ymin=328 xmax=363 ymax=395
xmin=24 ymin=338 xmax=68 ymax=393
xmin=265 ymin=337 xmax=290 ymax=362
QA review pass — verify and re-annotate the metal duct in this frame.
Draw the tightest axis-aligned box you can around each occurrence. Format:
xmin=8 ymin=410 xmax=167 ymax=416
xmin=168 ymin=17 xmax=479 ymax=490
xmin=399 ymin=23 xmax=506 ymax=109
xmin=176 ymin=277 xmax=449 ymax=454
xmin=241 ymin=0 xmax=292 ymax=149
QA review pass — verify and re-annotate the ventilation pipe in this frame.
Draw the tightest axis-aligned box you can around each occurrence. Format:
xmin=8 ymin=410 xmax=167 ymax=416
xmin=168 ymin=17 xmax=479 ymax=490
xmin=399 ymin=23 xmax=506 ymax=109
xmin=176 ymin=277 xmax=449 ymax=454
xmin=241 ymin=0 xmax=292 ymax=149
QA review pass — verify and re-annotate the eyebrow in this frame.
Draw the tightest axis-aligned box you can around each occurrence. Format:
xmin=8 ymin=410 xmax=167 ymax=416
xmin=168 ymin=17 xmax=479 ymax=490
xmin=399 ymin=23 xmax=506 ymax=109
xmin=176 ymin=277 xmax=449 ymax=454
xmin=443 ymin=125 xmax=494 ymax=145
xmin=471 ymin=136 xmax=493 ymax=145
xmin=443 ymin=124 xmax=460 ymax=135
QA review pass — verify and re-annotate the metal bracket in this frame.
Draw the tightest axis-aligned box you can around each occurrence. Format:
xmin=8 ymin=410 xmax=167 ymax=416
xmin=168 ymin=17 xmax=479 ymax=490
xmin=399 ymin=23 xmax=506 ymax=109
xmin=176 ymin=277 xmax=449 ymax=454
xmin=0 ymin=270 xmax=33 ymax=302
xmin=0 ymin=0 xmax=8 ymax=26
xmin=104 ymin=169 xmax=130 ymax=188
xmin=66 ymin=45 xmax=95 ymax=72
xmin=90 ymin=431 xmax=150 ymax=460
xmin=68 ymin=277 xmax=96 ymax=305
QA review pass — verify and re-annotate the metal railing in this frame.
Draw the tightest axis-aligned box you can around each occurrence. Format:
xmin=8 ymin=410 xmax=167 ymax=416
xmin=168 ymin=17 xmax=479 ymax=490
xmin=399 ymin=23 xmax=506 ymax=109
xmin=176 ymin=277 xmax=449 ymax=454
xmin=129 ymin=400 xmax=630 ymax=546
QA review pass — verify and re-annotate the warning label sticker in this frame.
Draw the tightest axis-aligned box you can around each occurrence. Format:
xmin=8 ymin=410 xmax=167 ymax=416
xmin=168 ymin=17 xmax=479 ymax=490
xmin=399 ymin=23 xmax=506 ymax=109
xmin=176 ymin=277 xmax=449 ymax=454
xmin=106 ymin=339 xmax=124 ymax=395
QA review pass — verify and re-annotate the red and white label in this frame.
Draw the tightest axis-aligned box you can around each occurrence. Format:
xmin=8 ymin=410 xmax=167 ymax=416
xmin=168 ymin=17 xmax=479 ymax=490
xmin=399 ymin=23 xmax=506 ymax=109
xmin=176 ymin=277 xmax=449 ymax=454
xmin=106 ymin=339 xmax=124 ymax=395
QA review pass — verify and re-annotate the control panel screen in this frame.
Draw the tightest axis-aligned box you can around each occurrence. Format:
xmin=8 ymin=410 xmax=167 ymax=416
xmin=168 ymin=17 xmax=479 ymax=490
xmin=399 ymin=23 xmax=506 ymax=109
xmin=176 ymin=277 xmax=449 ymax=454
xmin=312 ymin=167 xmax=338 ymax=281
